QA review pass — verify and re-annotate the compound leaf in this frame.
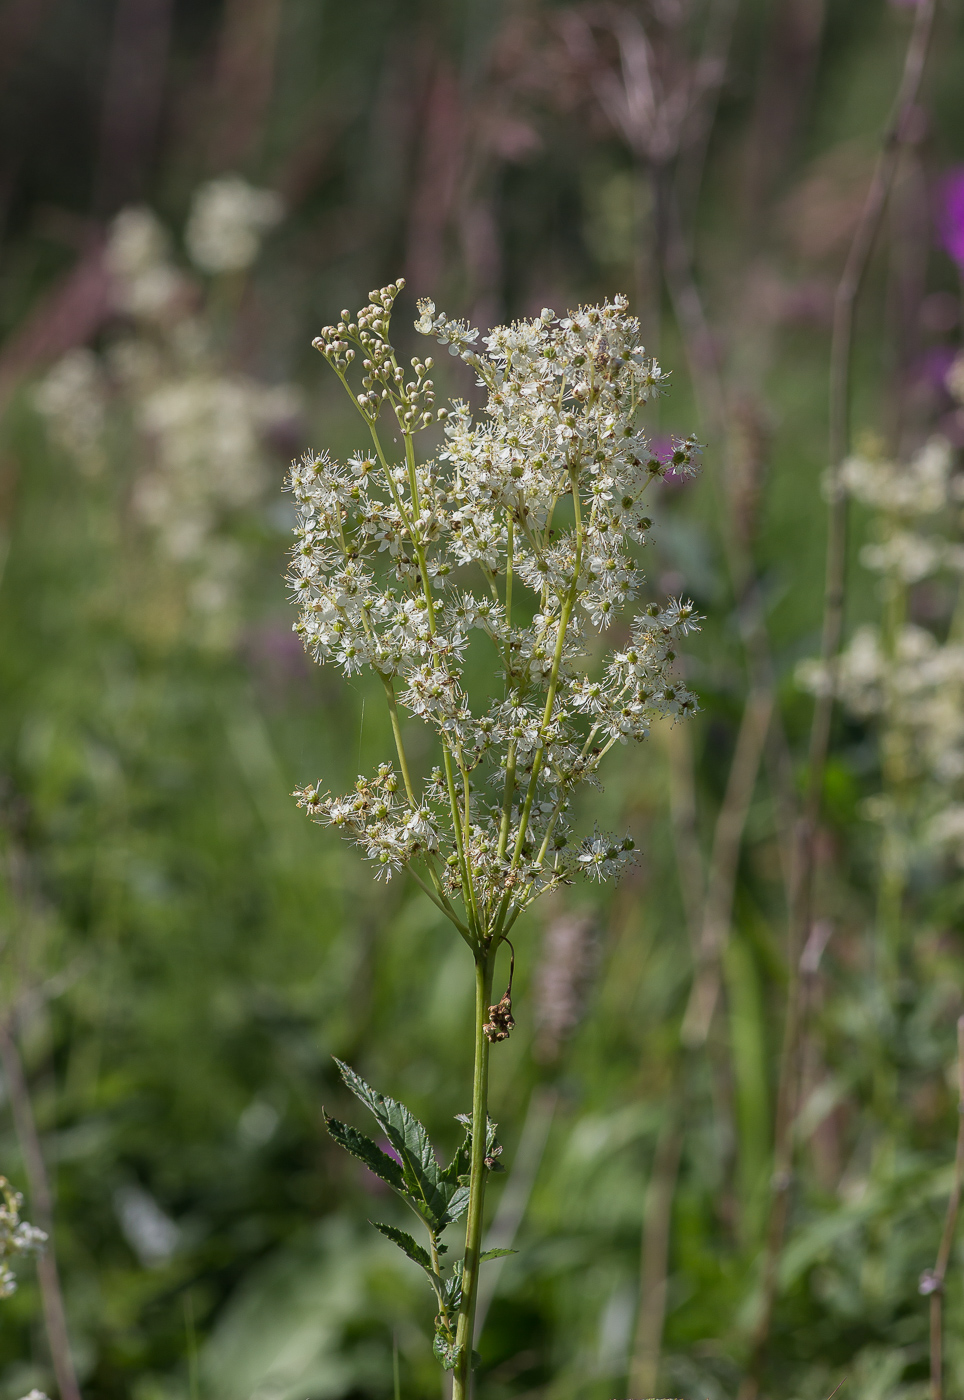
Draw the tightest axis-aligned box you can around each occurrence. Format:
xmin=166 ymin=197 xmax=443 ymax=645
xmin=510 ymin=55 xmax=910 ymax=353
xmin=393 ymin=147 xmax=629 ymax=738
xmin=333 ymin=1059 xmax=456 ymax=1230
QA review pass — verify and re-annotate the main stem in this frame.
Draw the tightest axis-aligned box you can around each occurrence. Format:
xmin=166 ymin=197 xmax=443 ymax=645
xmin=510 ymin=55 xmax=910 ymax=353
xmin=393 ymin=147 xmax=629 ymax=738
xmin=453 ymin=951 xmax=495 ymax=1400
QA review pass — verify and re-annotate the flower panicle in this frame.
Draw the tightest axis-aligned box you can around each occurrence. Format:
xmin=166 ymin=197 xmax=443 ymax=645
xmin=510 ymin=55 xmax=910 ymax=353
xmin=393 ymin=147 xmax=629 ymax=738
xmin=287 ymin=283 xmax=701 ymax=920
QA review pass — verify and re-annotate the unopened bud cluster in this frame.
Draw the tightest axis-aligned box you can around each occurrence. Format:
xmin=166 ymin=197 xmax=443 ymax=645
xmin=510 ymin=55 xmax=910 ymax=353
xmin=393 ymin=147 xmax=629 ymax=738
xmin=290 ymin=281 xmax=700 ymax=938
xmin=313 ymin=283 xmax=446 ymax=430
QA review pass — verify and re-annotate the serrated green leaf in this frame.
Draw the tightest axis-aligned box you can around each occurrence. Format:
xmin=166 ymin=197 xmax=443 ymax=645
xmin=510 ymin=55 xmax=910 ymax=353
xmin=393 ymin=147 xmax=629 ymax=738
xmin=446 ymin=1184 xmax=471 ymax=1222
xmin=442 ymin=1258 xmax=463 ymax=1310
xmin=441 ymin=1120 xmax=472 ymax=1185
xmin=369 ymin=1220 xmax=433 ymax=1273
xmin=452 ymin=1112 xmax=502 ymax=1161
xmin=485 ymin=1118 xmax=502 ymax=1159
xmin=480 ymin=1247 xmax=517 ymax=1261
xmin=333 ymin=1059 xmax=464 ymax=1230
xmin=324 ymin=1112 xmax=405 ymax=1192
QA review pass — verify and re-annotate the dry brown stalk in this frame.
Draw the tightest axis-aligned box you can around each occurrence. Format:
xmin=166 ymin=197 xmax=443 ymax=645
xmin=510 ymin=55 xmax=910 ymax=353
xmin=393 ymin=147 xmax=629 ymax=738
xmin=628 ymin=1114 xmax=684 ymax=1398
xmin=207 ymin=0 xmax=285 ymax=172
xmin=681 ymin=685 xmax=774 ymax=1049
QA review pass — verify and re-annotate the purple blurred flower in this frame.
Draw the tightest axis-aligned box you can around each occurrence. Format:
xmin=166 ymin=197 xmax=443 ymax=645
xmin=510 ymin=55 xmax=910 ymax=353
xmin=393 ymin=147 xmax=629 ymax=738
xmin=378 ymin=1137 xmax=403 ymax=1165
xmin=649 ymin=433 xmax=693 ymax=490
xmin=936 ymin=167 xmax=964 ymax=269
xmin=909 ymin=346 xmax=957 ymax=394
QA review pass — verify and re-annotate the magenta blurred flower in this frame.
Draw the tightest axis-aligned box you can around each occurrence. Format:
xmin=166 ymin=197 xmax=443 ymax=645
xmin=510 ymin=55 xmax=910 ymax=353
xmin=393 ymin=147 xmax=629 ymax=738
xmin=910 ymin=346 xmax=957 ymax=393
xmin=936 ymin=167 xmax=964 ymax=269
xmin=649 ymin=433 xmax=695 ymax=489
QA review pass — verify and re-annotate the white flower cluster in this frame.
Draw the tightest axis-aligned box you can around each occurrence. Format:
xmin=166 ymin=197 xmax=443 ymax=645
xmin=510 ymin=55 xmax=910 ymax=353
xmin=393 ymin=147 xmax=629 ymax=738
xmin=290 ymin=281 xmax=700 ymax=937
xmin=34 ymin=191 xmax=297 ymax=643
xmin=185 ymin=175 xmax=284 ymax=275
xmin=32 ymin=348 xmax=108 ymax=477
xmin=107 ymin=207 xmax=189 ymax=322
xmin=0 ymin=1177 xmax=46 ymax=1299
xmin=832 ymin=436 xmax=964 ymax=582
xmin=799 ymin=427 xmax=964 ymax=864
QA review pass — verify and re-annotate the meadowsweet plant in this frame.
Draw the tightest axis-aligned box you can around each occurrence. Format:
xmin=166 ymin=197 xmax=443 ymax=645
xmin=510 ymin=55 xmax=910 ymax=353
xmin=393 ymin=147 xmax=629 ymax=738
xmin=286 ymin=278 xmax=700 ymax=1395
xmin=798 ymin=399 xmax=964 ymax=978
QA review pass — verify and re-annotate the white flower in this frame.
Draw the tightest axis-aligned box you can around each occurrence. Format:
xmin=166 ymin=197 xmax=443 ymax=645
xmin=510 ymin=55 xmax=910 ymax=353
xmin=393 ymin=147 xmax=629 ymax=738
xmin=34 ymin=349 xmax=108 ymax=473
xmin=860 ymin=531 xmax=942 ymax=583
xmin=185 ymin=176 xmax=284 ymax=274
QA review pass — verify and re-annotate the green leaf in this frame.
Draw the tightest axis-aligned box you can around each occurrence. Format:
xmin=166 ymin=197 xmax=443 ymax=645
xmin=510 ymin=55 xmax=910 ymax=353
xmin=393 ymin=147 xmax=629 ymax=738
xmin=485 ymin=1120 xmax=503 ymax=1161
xmin=480 ymin=1248 xmax=517 ymax=1261
xmin=445 ymin=1184 xmax=471 ymax=1221
xmin=442 ymin=1258 xmax=464 ymax=1311
xmin=333 ymin=1059 xmax=460 ymax=1230
xmin=323 ymin=1112 xmax=405 ymax=1192
xmin=433 ymin=1334 xmax=458 ymax=1371
xmin=369 ymin=1220 xmax=433 ymax=1273
xmin=441 ymin=1120 xmax=472 ymax=1185
xmin=451 ymin=1112 xmax=504 ymax=1173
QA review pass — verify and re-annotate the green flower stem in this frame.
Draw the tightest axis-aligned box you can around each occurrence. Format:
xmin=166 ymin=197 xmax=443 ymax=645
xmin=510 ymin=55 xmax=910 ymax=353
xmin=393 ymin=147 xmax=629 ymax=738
xmin=493 ymin=467 xmax=585 ymax=939
xmin=453 ymin=950 xmax=495 ymax=1400
xmin=381 ymin=675 xmax=417 ymax=805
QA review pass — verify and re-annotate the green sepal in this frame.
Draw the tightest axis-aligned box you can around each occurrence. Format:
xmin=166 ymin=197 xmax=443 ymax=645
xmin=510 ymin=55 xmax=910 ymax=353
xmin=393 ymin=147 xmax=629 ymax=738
xmin=323 ymin=1111 xmax=405 ymax=1192
xmin=369 ymin=1220 xmax=433 ymax=1273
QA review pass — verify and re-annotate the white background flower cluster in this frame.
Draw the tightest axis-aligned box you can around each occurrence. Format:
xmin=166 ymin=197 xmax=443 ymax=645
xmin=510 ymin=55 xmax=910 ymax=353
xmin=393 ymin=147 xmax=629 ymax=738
xmin=798 ymin=368 xmax=964 ymax=866
xmin=34 ymin=180 xmax=296 ymax=644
